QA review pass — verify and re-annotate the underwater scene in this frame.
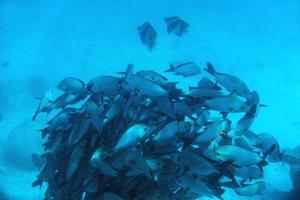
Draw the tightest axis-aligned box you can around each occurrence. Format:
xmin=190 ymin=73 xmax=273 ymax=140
xmin=0 ymin=0 xmax=300 ymax=199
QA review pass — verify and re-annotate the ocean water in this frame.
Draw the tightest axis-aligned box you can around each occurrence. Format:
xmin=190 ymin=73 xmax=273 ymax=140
xmin=0 ymin=0 xmax=299 ymax=199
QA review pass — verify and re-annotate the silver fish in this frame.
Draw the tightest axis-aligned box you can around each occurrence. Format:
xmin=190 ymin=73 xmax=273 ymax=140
xmin=153 ymin=121 xmax=190 ymax=144
xmin=195 ymin=120 xmax=229 ymax=143
xmin=205 ymin=95 xmax=250 ymax=113
xmin=57 ymin=77 xmax=85 ymax=94
xmin=166 ymin=62 xmax=201 ymax=77
xmin=90 ymin=148 xmax=117 ymax=177
xmin=87 ymin=76 xmax=122 ymax=96
xmin=205 ymin=145 xmax=262 ymax=167
xmin=114 ymin=124 xmax=155 ymax=151
xmin=136 ymin=70 xmax=168 ymax=86
xmin=122 ymin=75 xmax=168 ymax=97
xmin=189 ymin=88 xmax=225 ymax=98
xmin=205 ymin=63 xmax=250 ymax=96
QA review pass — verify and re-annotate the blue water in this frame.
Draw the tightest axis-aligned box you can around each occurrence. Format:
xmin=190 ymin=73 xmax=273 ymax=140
xmin=0 ymin=0 xmax=299 ymax=199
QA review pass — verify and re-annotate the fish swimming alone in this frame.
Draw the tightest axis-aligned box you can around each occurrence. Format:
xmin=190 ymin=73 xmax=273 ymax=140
xmin=164 ymin=16 xmax=190 ymax=36
xmin=137 ymin=22 xmax=157 ymax=51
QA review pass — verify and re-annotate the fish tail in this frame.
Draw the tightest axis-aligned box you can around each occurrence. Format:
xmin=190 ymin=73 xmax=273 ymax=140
xmin=205 ymin=62 xmax=217 ymax=75
xmin=165 ymin=64 xmax=175 ymax=72
xmin=32 ymin=97 xmax=43 ymax=121
xmin=259 ymin=103 xmax=268 ymax=107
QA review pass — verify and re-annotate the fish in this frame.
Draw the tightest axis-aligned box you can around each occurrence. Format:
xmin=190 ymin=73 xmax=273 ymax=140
xmin=166 ymin=62 xmax=201 ymax=77
xmin=114 ymin=124 xmax=155 ymax=151
xmin=57 ymin=77 xmax=86 ymax=94
xmin=197 ymin=77 xmax=221 ymax=90
xmin=90 ymin=148 xmax=118 ymax=177
xmin=153 ymin=121 xmax=190 ymax=144
xmin=195 ymin=110 xmax=211 ymax=127
xmin=68 ymin=119 xmax=91 ymax=146
xmin=156 ymin=96 xmax=175 ymax=117
xmin=85 ymin=101 xmax=104 ymax=132
xmin=122 ymin=75 xmax=168 ymax=97
xmin=234 ymin=182 xmax=266 ymax=196
xmin=205 ymin=63 xmax=250 ymax=96
xmin=194 ymin=120 xmax=229 ymax=143
xmin=137 ymin=22 xmax=157 ymax=51
xmin=66 ymin=140 xmax=86 ymax=179
xmin=137 ymin=70 xmax=168 ymax=86
xmin=173 ymin=100 xmax=192 ymax=116
xmin=175 ymin=174 xmax=214 ymax=196
xmin=205 ymin=145 xmax=263 ymax=167
xmin=227 ymin=114 xmax=255 ymax=137
xmin=189 ymin=88 xmax=225 ymax=99
xmin=245 ymin=91 xmax=265 ymax=117
xmin=255 ymin=133 xmax=282 ymax=162
xmin=205 ymin=95 xmax=250 ymax=113
xmin=230 ymin=165 xmax=263 ymax=180
xmin=164 ymin=16 xmax=190 ymax=36
xmin=87 ymin=76 xmax=122 ymax=96
xmin=178 ymin=149 xmax=218 ymax=175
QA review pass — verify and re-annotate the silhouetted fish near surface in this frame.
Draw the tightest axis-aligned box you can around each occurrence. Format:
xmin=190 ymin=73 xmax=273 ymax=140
xmin=137 ymin=22 xmax=157 ymax=51
xmin=166 ymin=62 xmax=201 ymax=77
xmin=205 ymin=63 xmax=250 ymax=96
xmin=164 ymin=16 xmax=190 ymax=36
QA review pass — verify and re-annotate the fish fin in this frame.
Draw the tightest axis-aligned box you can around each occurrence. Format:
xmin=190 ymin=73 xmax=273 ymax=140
xmin=165 ymin=64 xmax=175 ymax=72
xmin=32 ymin=97 xmax=43 ymax=121
xmin=259 ymin=104 xmax=268 ymax=107
xmin=205 ymin=62 xmax=217 ymax=75
xmin=34 ymin=97 xmax=43 ymax=100
xmin=32 ymin=179 xmax=43 ymax=189
xmin=263 ymin=144 xmax=277 ymax=158
xmin=257 ymin=160 xmax=269 ymax=171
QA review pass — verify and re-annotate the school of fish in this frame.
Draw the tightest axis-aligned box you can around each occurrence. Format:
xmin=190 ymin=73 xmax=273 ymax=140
xmin=31 ymin=61 xmax=284 ymax=200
